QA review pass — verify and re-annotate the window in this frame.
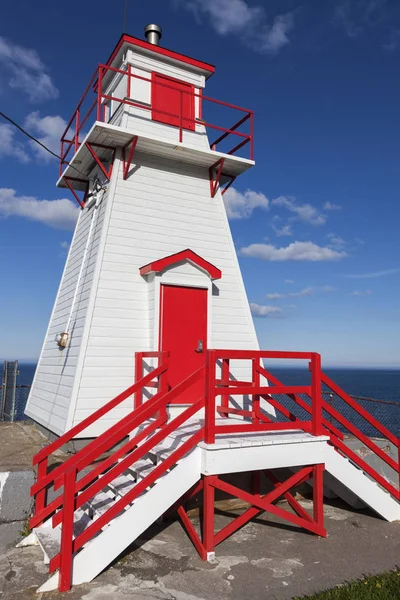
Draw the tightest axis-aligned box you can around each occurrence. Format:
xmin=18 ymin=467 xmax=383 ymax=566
xmin=151 ymin=72 xmax=195 ymax=131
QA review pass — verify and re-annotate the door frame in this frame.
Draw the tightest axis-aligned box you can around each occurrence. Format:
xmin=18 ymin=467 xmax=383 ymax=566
xmin=153 ymin=273 xmax=213 ymax=353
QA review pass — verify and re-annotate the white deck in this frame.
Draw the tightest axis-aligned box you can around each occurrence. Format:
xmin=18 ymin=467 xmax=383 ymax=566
xmin=57 ymin=121 xmax=254 ymax=190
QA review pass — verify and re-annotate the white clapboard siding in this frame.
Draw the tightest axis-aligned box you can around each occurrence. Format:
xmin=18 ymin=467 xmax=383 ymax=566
xmin=25 ymin=190 xmax=109 ymax=434
xmin=64 ymin=149 xmax=259 ymax=436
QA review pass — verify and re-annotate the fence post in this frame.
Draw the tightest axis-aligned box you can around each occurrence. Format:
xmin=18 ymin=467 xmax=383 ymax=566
xmin=205 ymin=350 xmax=216 ymax=444
xmin=35 ymin=457 xmax=48 ymax=524
xmin=159 ymin=352 xmax=169 ymax=426
xmin=252 ymin=357 xmax=260 ymax=424
xmin=97 ymin=66 xmax=103 ymax=121
xmin=221 ymin=358 xmax=229 ymax=418
xmin=75 ymin=109 xmax=80 ymax=153
xmin=134 ymin=353 xmax=143 ymax=410
xmin=310 ymin=353 xmax=323 ymax=436
xmin=58 ymin=466 xmax=77 ymax=592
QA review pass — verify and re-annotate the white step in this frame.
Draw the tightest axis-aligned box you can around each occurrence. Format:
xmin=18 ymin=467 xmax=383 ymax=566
xmin=147 ymin=435 xmax=179 ymax=463
xmin=107 ymin=473 xmax=136 ymax=497
xmin=324 ymin=444 xmax=400 ymax=521
xmin=35 ymin=526 xmax=61 ymax=565
xmin=38 ymin=446 xmax=202 ymax=592
xmin=85 ymin=490 xmax=116 ymax=518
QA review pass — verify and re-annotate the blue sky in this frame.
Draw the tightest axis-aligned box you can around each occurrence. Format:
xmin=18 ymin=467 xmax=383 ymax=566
xmin=0 ymin=0 xmax=399 ymax=367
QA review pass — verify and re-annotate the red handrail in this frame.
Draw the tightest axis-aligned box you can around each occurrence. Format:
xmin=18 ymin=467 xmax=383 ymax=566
xmin=31 ymin=353 xmax=168 ymax=526
xmin=59 ymin=62 xmax=254 ymax=176
xmin=321 ymin=372 xmax=399 ymax=500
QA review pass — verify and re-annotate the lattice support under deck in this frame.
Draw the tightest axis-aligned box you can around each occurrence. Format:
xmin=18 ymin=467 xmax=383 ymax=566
xmin=177 ymin=465 xmax=326 ymax=561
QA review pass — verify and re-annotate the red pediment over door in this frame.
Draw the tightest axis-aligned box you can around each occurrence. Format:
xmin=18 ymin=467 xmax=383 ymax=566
xmin=139 ymin=249 xmax=222 ymax=280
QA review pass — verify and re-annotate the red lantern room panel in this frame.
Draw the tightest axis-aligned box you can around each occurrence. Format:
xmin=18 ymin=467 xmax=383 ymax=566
xmin=151 ymin=72 xmax=195 ymax=131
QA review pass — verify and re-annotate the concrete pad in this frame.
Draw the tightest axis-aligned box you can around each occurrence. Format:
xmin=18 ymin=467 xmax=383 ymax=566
xmin=0 ymin=498 xmax=399 ymax=599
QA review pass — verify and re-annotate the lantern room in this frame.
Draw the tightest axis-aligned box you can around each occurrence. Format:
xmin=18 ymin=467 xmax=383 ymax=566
xmin=57 ymin=26 xmax=255 ymax=207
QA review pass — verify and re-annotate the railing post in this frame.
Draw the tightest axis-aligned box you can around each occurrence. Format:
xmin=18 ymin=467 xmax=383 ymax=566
xmin=252 ymin=357 xmax=260 ymax=424
xmin=250 ymin=112 xmax=254 ymax=160
xmin=159 ymin=352 xmax=169 ymax=426
xmin=205 ymin=350 xmax=216 ymax=444
xmin=310 ymin=353 xmax=323 ymax=436
xmin=75 ymin=109 xmax=80 ymax=153
xmin=221 ymin=358 xmax=229 ymax=418
xmin=97 ymin=66 xmax=103 ymax=121
xmin=35 ymin=457 xmax=48 ymax=524
xmin=134 ymin=353 xmax=143 ymax=410
xmin=58 ymin=465 xmax=77 ymax=592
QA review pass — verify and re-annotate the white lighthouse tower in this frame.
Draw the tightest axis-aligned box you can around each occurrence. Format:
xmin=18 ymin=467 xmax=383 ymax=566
xmin=24 ymin=27 xmax=399 ymax=594
xmin=26 ymin=26 xmax=260 ymax=438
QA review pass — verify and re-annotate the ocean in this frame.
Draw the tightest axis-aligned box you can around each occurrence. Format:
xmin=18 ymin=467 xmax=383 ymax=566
xmin=2 ymin=363 xmax=399 ymax=436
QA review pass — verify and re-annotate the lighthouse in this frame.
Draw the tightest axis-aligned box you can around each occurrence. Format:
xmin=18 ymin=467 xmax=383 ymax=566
xmin=23 ymin=27 xmax=399 ymax=593
xmin=25 ymin=26 xmax=262 ymax=438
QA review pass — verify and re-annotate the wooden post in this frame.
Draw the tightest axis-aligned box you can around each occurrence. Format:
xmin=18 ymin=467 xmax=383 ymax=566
xmin=252 ymin=357 xmax=260 ymax=424
xmin=310 ymin=353 xmax=323 ymax=436
xmin=203 ymin=475 xmax=215 ymax=559
xmin=58 ymin=466 xmax=77 ymax=592
xmin=221 ymin=358 xmax=229 ymax=418
xmin=313 ymin=464 xmax=325 ymax=536
xmin=205 ymin=351 xmax=216 ymax=444
xmin=35 ymin=457 xmax=48 ymax=523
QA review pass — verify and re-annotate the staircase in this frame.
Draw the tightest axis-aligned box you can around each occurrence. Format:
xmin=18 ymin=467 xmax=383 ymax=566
xmin=24 ymin=350 xmax=400 ymax=592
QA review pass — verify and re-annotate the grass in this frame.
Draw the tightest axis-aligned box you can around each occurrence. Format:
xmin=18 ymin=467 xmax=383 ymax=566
xmin=294 ymin=570 xmax=400 ymax=599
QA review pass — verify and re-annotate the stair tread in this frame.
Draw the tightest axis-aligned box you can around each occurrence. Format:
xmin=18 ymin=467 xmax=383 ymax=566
xmin=108 ymin=474 xmax=137 ymax=497
xmin=35 ymin=527 xmax=61 ymax=561
xmin=85 ymin=490 xmax=116 ymax=516
xmin=128 ymin=458 xmax=158 ymax=480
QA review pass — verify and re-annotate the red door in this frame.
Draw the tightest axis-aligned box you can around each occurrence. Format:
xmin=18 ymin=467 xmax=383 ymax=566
xmin=159 ymin=285 xmax=207 ymax=403
xmin=152 ymin=72 xmax=195 ymax=131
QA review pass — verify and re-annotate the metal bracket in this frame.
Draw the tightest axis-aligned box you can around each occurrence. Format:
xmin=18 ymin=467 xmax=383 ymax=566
xmin=122 ymin=135 xmax=138 ymax=180
xmin=208 ymin=159 xmax=236 ymax=198
xmin=85 ymin=142 xmax=116 ymax=181
xmin=63 ymin=177 xmax=90 ymax=209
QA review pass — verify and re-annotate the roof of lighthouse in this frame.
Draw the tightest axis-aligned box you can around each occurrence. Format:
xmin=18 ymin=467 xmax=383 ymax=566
xmin=104 ymin=33 xmax=215 ymax=80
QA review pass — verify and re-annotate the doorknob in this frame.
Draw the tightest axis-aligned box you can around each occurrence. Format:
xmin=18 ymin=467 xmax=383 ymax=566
xmin=196 ymin=340 xmax=204 ymax=353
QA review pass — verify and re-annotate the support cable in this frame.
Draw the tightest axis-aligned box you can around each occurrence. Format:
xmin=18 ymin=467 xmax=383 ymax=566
xmin=0 ymin=110 xmax=104 ymax=186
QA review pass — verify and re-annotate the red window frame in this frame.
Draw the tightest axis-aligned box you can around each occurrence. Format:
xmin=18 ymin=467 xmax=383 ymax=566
xmin=151 ymin=72 xmax=195 ymax=132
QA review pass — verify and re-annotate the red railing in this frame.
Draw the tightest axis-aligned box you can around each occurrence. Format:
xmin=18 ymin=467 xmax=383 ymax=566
xmin=321 ymin=372 xmax=400 ymax=501
xmin=205 ymin=350 xmax=325 ymax=443
xmin=30 ymin=348 xmax=399 ymax=591
xmin=59 ymin=63 xmax=254 ymax=177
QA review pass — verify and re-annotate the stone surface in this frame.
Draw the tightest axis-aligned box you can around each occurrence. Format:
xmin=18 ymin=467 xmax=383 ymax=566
xmin=0 ymin=498 xmax=399 ymax=599
xmin=0 ymin=470 xmax=35 ymax=522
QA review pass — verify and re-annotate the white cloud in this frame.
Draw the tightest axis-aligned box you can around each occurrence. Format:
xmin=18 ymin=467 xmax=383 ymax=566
xmin=345 ymin=268 xmax=400 ymax=279
xmin=24 ymin=112 xmax=67 ymax=161
xmin=0 ymin=123 xmax=30 ymax=163
xmin=272 ymin=223 xmax=293 ymax=237
xmin=0 ymin=37 xmax=58 ymax=102
xmin=327 ymin=232 xmax=347 ymax=250
xmin=250 ymin=303 xmax=283 ymax=318
xmin=272 ymin=196 xmax=327 ymax=226
xmin=0 ymin=188 xmax=78 ymax=230
xmin=324 ymin=201 xmax=342 ymax=211
xmin=175 ymin=0 xmax=295 ymax=55
xmin=266 ymin=285 xmax=336 ymax=300
xmin=240 ymin=241 xmax=347 ymax=261
xmin=285 ymin=279 xmax=294 ymax=284
xmin=266 ymin=292 xmax=286 ymax=300
xmin=350 ymin=290 xmax=372 ymax=296
xmin=334 ymin=1 xmax=390 ymax=42
xmin=223 ymin=187 xmax=269 ymax=219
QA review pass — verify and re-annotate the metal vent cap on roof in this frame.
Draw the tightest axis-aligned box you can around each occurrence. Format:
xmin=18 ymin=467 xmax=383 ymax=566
xmin=144 ymin=24 xmax=162 ymax=45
